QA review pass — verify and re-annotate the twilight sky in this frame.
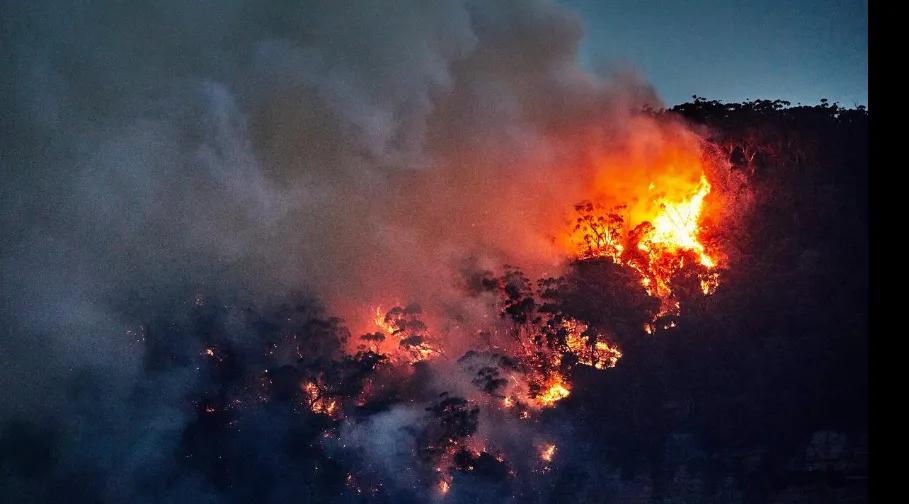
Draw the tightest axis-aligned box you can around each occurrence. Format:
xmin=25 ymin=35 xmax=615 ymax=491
xmin=560 ymin=0 xmax=868 ymax=107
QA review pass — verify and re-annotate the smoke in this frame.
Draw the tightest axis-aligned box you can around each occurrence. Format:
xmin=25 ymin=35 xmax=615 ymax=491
xmin=0 ymin=0 xmax=706 ymax=501
xmin=0 ymin=0 xmax=682 ymax=326
xmin=337 ymin=404 xmax=427 ymax=494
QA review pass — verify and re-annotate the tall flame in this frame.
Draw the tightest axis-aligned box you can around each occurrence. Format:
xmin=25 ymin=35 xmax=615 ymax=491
xmin=570 ymin=168 xmax=719 ymax=311
xmin=643 ymin=175 xmax=714 ymax=268
xmin=535 ymin=374 xmax=571 ymax=407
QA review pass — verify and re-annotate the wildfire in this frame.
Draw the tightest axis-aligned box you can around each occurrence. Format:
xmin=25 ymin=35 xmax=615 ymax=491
xmin=357 ymin=305 xmax=442 ymax=365
xmin=320 ymin=143 xmax=725 ymax=497
xmin=571 ymin=171 xmax=720 ymax=311
xmin=539 ymin=443 xmax=556 ymax=463
xmin=373 ymin=306 xmax=397 ymax=335
xmin=642 ymin=175 xmax=714 ymax=268
xmin=561 ymin=319 xmax=623 ymax=369
xmin=535 ymin=374 xmax=571 ymax=407
xmin=699 ymin=270 xmax=720 ymax=296
xmin=302 ymin=381 xmax=339 ymax=417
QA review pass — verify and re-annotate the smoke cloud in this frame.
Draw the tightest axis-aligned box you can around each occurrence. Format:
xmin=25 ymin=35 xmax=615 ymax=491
xmin=0 ymin=1 xmax=715 ymax=502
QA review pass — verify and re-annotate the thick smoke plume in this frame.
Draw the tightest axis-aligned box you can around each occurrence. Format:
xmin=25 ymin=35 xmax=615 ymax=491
xmin=0 ymin=0 xmax=661 ymax=497
xmin=1 ymin=0 xmax=666 ymax=394
xmin=0 ymin=0 xmax=691 ymax=325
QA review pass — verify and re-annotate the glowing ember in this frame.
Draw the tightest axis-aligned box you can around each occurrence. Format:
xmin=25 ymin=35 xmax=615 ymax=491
xmin=539 ymin=443 xmax=556 ymax=463
xmin=438 ymin=480 xmax=450 ymax=495
xmin=561 ymin=319 xmax=623 ymax=369
xmin=302 ymin=381 xmax=339 ymax=417
xmin=699 ymin=270 xmax=720 ymax=295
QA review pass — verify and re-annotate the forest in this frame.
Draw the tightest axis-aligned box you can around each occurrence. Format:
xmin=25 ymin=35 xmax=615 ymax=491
xmin=0 ymin=99 xmax=868 ymax=503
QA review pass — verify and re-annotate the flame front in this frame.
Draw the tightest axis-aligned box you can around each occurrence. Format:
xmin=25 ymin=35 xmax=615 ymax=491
xmin=643 ymin=175 xmax=714 ymax=268
xmin=562 ymin=319 xmax=623 ymax=369
xmin=535 ymin=374 xmax=571 ymax=407
xmin=571 ymin=167 xmax=720 ymax=312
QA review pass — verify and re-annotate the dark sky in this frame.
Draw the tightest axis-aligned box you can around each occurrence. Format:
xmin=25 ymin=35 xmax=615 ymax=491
xmin=560 ymin=0 xmax=868 ymax=107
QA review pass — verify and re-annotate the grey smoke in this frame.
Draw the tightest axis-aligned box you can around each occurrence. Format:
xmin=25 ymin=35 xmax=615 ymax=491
xmin=1 ymin=1 xmax=663 ymax=501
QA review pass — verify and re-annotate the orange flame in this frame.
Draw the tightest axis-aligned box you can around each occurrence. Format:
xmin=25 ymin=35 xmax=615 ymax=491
xmin=373 ymin=306 xmax=396 ymax=335
xmin=561 ymin=319 xmax=623 ymax=369
xmin=356 ymin=305 xmax=442 ymax=365
xmin=302 ymin=381 xmax=340 ymax=417
xmin=642 ymin=175 xmax=714 ymax=266
xmin=535 ymin=374 xmax=571 ymax=407
xmin=570 ymin=168 xmax=720 ymax=312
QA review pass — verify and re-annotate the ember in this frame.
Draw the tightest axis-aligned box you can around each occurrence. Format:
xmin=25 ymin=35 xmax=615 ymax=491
xmin=539 ymin=443 xmax=556 ymax=463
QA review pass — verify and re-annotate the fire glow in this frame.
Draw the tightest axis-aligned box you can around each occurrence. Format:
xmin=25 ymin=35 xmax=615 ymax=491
xmin=355 ymin=305 xmax=442 ymax=365
xmin=562 ymin=319 xmax=623 ymax=370
xmin=571 ymin=165 xmax=720 ymax=313
xmin=296 ymin=129 xmax=731 ymax=491
xmin=539 ymin=443 xmax=556 ymax=463
xmin=535 ymin=374 xmax=571 ymax=407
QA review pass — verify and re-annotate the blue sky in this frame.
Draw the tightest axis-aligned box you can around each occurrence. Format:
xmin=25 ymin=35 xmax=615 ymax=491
xmin=560 ymin=0 xmax=868 ymax=107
